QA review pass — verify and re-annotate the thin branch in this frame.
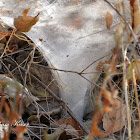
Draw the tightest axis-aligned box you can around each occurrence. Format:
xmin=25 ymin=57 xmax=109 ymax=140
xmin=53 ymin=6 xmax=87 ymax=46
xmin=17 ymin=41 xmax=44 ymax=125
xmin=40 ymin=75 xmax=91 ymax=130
xmin=31 ymin=106 xmax=63 ymax=116
xmin=79 ymin=74 xmax=102 ymax=89
xmin=23 ymin=46 xmax=36 ymax=87
xmin=80 ymin=52 xmax=112 ymax=73
xmin=32 ymin=63 xmax=101 ymax=75
xmin=104 ymin=0 xmax=140 ymax=54
xmin=76 ymin=23 xmax=119 ymax=41
xmin=19 ymin=66 xmax=89 ymax=135
xmin=0 ymin=29 xmax=17 ymax=58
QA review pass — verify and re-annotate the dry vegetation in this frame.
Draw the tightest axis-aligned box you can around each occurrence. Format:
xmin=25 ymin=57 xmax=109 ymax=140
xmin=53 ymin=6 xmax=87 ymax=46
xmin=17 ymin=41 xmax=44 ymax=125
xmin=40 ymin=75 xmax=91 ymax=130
xmin=0 ymin=0 xmax=140 ymax=140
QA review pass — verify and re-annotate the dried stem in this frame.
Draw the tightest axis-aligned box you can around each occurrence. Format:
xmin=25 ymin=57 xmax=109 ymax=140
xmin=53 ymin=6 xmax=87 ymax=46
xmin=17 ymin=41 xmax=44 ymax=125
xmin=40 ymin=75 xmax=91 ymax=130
xmin=0 ymin=29 xmax=16 ymax=58
xmin=132 ymin=69 xmax=140 ymax=121
xmin=104 ymin=0 xmax=140 ymax=54
xmin=122 ymin=45 xmax=131 ymax=139
xmin=19 ymin=66 xmax=89 ymax=135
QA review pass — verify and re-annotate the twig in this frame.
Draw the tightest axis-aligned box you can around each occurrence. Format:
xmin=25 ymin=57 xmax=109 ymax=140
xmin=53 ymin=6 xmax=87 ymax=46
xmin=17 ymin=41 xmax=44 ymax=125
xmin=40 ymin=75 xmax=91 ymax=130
xmin=19 ymin=66 xmax=89 ymax=135
xmin=23 ymin=46 xmax=36 ymax=87
xmin=80 ymin=52 xmax=111 ymax=73
xmin=76 ymin=23 xmax=119 ymax=40
xmin=104 ymin=0 xmax=140 ymax=54
xmin=31 ymin=106 xmax=63 ymax=116
xmin=80 ymin=74 xmax=101 ymax=89
xmin=122 ymin=43 xmax=131 ymax=139
xmin=1 ymin=60 xmax=82 ymax=138
xmin=0 ymin=29 xmax=16 ymax=58
xmin=31 ymin=63 xmax=101 ymax=75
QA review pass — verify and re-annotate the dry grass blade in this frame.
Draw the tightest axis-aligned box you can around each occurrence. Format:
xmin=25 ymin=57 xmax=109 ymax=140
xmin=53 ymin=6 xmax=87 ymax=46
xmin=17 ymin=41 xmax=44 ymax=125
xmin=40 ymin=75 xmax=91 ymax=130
xmin=132 ymin=69 xmax=140 ymax=120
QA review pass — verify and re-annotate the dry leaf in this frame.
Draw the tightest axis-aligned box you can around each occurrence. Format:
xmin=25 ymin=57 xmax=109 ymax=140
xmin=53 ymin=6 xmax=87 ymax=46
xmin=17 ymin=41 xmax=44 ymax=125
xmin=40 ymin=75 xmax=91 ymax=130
xmin=102 ymin=98 xmax=126 ymax=134
xmin=56 ymin=118 xmax=82 ymax=136
xmin=14 ymin=9 xmax=39 ymax=32
xmin=14 ymin=15 xmax=39 ymax=32
xmin=130 ymin=0 xmax=140 ymax=34
xmin=22 ymin=8 xmax=30 ymax=17
xmin=44 ymin=124 xmax=78 ymax=140
xmin=105 ymin=12 xmax=113 ymax=29
xmin=61 ymin=124 xmax=79 ymax=137
xmin=39 ymin=38 xmax=43 ymax=42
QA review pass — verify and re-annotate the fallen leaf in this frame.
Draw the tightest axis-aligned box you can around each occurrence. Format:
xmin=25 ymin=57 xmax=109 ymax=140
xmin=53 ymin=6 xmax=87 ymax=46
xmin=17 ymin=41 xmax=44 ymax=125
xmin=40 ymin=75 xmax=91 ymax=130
xmin=56 ymin=118 xmax=82 ymax=136
xmin=105 ymin=12 xmax=113 ymax=29
xmin=102 ymin=98 xmax=126 ymax=134
xmin=130 ymin=0 xmax=140 ymax=34
xmin=39 ymin=38 xmax=43 ymax=42
xmin=22 ymin=8 xmax=30 ymax=17
xmin=14 ymin=9 xmax=39 ymax=32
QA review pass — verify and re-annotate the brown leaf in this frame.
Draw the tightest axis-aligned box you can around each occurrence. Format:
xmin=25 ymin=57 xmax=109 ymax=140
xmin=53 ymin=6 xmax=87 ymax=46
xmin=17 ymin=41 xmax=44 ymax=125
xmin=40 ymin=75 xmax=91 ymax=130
xmin=14 ymin=9 xmax=39 ymax=32
xmin=130 ymin=0 xmax=140 ymax=34
xmin=56 ymin=118 xmax=83 ymax=136
xmin=61 ymin=124 xmax=79 ymax=137
xmin=39 ymin=38 xmax=43 ymax=42
xmin=105 ymin=12 xmax=113 ymax=29
xmin=102 ymin=98 xmax=126 ymax=134
xmin=22 ymin=8 xmax=30 ymax=17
